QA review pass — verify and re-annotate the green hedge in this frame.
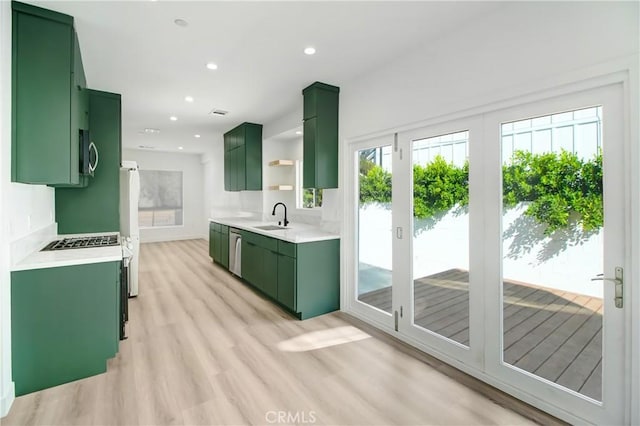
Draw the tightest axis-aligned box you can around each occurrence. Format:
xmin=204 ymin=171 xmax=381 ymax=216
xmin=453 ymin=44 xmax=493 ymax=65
xmin=359 ymin=150 xmax=603 ymax=234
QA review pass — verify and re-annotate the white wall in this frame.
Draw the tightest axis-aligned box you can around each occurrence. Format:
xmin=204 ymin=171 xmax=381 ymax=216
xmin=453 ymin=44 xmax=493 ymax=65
xmin=339 ymin=2 xmax=638 ymax=140
xmin=123 ymin=149 xmax=206 ymax=243
xmin=1 ymin=1 xmax=58 ymax=416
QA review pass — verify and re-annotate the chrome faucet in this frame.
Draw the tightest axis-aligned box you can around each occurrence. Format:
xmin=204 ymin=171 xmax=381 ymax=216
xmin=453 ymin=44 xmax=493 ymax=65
xmin=272 ymin=202 xmax=289 ymax=227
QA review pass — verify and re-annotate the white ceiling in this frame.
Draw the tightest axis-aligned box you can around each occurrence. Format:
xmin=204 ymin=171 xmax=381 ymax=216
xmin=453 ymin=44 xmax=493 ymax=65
xmin=27 ymin=1 xmax=500 ymax=154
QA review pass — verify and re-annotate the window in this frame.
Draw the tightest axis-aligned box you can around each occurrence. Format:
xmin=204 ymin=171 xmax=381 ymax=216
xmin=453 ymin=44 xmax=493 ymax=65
xmin=296 ymin=161 xmax=322 ymax=208
xmin=138 ymin=170 xmax=183 ymax=227
xmin=302 ymin=188 xmax=323 ymax=208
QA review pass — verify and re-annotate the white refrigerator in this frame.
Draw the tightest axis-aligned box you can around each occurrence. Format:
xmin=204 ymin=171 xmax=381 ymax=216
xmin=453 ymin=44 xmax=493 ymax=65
xmin=120 ymin=161 xmax=140 ymax=296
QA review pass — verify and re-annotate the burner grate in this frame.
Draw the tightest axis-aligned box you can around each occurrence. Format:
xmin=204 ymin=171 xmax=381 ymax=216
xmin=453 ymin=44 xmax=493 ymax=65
xmin=41 ymin=235 xmax=119 ymax=251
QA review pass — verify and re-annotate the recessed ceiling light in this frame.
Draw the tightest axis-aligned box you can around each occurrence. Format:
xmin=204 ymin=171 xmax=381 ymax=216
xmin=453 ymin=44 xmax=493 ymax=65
xmin=194 ymin=134 xmax=201 ymax=138
xmin=206 ymin=62 xmax=218 ymax=70
xmin=304 ymin=47 xmax=316 ymax=55
xmin=169 ymin=116 xmax=178 ymax=121
xmin=295 ymin=131 xmax=302 ymax=135
xmin=178 ymin=146 xmax=184 ymax=150
xmin=185 ymin=96 xmax=194 ymax=103
xmin=174 ymin=19 xmax=188 ymax=27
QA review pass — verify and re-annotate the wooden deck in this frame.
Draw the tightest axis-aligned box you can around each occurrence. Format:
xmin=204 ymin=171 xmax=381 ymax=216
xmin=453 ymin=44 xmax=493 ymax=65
xmin=358 ymin=268 xmax=603 ymax=401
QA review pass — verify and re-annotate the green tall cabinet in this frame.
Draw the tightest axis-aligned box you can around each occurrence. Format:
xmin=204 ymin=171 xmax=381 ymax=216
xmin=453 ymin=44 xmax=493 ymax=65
xmin=55 ymin=90 xmax=121 ymax=234
xmin=11 ymin=261 xmax=121 ymax=396
xmin=302 ymin=82 xmax=340 ymax=189
xmin=223 ymin=122 xmax=262 ymax=191
xmin=11 ymin=1 xmax=87 ymax=185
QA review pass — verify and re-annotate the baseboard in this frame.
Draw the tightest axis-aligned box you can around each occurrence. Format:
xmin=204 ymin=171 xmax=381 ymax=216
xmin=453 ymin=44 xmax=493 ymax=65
xmin=0 ymin=381 xmax=15 ymax=418
xmin=140 ymin=234 xmax=206 ymax=244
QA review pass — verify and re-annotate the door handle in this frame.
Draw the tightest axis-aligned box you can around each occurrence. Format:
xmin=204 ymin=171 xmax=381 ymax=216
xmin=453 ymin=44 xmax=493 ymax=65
xmin=88 ymin=141 xmax=99 ymax=173
xmin=591 ymin=267 xmax=623 ymax=308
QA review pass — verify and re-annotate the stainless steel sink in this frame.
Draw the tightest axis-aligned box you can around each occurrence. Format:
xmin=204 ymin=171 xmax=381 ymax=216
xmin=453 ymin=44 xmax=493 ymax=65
xmin=254 ymin=225 xmax=287 ymax=231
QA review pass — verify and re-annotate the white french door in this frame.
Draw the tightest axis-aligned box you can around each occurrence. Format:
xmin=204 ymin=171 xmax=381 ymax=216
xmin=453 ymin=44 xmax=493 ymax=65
xmin=394 ymin=116 xmax=484 ymax=368
xmin=483 ymin=84 xmax=626 ymax=424
xmin=348 ymin=83 xmax=627 ymax=424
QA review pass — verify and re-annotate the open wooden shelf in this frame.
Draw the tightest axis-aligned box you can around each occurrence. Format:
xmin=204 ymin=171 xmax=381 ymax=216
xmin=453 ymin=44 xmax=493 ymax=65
xmin=269 ymin=160 xmax=294 ymax=167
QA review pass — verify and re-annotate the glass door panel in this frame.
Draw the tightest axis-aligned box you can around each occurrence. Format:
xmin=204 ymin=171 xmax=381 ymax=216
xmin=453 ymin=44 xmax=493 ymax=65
xmin=412 ymin=131 xmax=470 ymax=346
xmin=357 ymin=144 xmax=393 ymax=314
xmin=500 ymin=106 xmax=605 ymax=400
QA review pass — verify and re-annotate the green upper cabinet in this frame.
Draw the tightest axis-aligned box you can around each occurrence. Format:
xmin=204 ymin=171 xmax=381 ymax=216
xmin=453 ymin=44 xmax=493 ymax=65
xmin=55 ymin=91 xmax=121 ymax=234
xmin=223 ymin=122 xmax=263 ymax=191
xmin=302 ymin=82 xmax=339 ymax=189
xmin=11 ymin=1 xmax=87 ymax=185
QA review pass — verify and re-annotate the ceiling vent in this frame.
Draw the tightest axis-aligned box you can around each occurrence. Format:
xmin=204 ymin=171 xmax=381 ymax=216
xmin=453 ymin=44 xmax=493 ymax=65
xmin=138 ymin=145 xmax=155 ymax=149
xmin=209 ymin=109 xmax=228 ymax=116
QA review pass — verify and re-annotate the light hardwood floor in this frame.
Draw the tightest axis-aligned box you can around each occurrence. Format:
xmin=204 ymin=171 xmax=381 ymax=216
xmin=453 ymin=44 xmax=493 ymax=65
xmin=3 ymin=239 xmax=563 ymax=425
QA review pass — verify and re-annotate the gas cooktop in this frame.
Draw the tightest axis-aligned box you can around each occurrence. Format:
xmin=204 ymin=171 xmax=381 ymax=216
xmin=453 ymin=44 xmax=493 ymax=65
xmin=41 ymin=235 xmax=120 ymax=251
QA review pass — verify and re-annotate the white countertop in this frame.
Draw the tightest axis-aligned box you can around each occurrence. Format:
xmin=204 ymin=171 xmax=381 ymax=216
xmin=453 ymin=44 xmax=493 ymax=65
xmin=12 ymin=232 xmax=124 ymax=272
xmin=209 ymin=217 xmax=339 ymax=243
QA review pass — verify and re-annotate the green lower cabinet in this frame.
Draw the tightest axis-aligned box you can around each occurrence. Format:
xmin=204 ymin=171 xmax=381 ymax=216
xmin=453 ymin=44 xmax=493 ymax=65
xmin=210 ymin=222 xmax=230 ymax=268
xmin=277 ymin=253 xmax=296 ymax=311
xmin=220 ymin=226 xmax=229 ymax=269
xmin=11 ymin=261 xmax=120 ymax=396
xmin=209 ymin=223 xmax=215 ymax=259
xmin=295 ymin=239 xmax=340 ymax=319
xmin=240 ymin=230 xmax=339 ymax=319
xmin=214 ymin=231 xmax=222 ymax=263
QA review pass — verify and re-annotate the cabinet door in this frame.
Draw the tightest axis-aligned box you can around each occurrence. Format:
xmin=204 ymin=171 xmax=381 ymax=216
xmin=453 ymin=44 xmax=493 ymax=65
xmin=244 ymin=124 xmax=263 ymax=190
xmin=277 ymin=254 xmax=296 ymax=311
xmin=236 ymin=145 xmax=246 ymax=191
xmin=216 ymin=231 xmax=224 ymax=264
xmin=221 ymin=232 xmax=229 ymax=269
xmin=303 ymin=117 xmax=317 ymax=189
xmin=12 ymin=9 xmax=74 ymax=184
xmin=241 ymin=240 xmax=261 ymax=288
xmin=316 ymin=113 xmax=339 ymax=189
xmin=224 ymin=149 xmax=231 ymax=191
xmin=262 ymin=249 xmax=278 ymax=299
xmin=224 ymin=149 xmax=237 ymax=191
xmin=209 ymin=223 xmax=215 ymax=259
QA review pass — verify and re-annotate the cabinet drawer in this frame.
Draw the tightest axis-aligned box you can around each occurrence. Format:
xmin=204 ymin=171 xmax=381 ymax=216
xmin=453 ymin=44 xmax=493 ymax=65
xmin=278 ymin=240 xmax=297 ymax=258
xmin=257 ymin=234 xmax=278 ymax=252
xmin=242 ymin=231 xmax=277 ymax=252
xmin=242 ymin=230 xmax=260 ymax=245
